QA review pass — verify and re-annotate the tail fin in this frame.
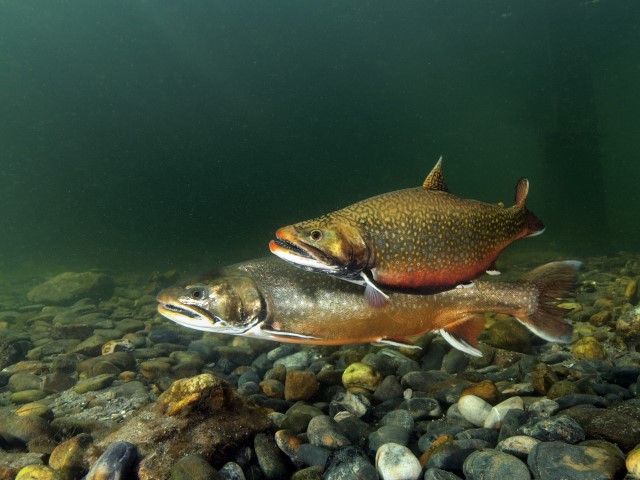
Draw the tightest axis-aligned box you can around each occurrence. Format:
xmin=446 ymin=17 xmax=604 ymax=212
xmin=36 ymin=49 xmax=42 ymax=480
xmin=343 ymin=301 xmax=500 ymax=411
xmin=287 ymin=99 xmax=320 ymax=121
xmin=515 ymin=177 xmax=545 ymax=237
xmin=516 ymin=260 xmax=581 ymax=343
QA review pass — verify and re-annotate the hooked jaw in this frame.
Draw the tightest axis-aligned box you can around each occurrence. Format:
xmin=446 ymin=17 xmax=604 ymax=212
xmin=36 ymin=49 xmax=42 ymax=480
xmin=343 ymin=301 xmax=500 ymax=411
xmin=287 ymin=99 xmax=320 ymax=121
xmin=156 ymin=290 xmax=219 ymax=332
xmin=269 ymin=227 xmax=339 ymax=272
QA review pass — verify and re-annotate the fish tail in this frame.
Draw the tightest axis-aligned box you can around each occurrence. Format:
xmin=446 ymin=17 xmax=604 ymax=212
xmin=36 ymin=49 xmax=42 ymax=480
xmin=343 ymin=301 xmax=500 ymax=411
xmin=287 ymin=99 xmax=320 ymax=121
xmin=516 ymin=260 xmax=581 ymax=343
xmin=514 ymin=177 xmax=545 ymax=236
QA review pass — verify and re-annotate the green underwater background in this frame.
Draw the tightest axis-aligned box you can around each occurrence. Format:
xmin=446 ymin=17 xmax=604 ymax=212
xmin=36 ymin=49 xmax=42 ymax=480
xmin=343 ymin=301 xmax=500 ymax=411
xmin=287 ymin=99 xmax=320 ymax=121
xmin=0 ymin=0 xmax=638 ymax=276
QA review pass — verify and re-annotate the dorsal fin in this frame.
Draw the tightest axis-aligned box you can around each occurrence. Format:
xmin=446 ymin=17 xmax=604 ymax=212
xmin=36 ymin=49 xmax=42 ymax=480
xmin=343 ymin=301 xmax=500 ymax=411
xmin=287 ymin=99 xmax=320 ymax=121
xmin=515 ymin=177 xmax=529 ymax=208
xmin=422 ymin=156 xmax=449 ymax=192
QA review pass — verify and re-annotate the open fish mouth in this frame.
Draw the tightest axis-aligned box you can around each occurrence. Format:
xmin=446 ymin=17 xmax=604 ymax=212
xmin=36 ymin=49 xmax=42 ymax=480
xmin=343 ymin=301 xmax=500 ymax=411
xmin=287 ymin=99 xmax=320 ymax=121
xmin=269 ymin=235 xmax=339 ymax=272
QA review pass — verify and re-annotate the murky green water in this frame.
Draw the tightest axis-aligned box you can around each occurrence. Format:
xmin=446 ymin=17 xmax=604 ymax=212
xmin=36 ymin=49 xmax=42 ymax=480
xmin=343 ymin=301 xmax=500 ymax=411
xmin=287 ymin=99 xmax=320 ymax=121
xmin=1 ymin=0 xmax=638 ymax=274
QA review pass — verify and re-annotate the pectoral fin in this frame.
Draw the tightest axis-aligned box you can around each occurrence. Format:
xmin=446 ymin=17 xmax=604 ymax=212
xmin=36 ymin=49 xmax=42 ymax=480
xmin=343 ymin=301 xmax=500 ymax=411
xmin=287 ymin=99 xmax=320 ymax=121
xmin=439 ymin=315 xmax=486 ymax=357
xmin=361 ymin=271 xmax=389 ymax=308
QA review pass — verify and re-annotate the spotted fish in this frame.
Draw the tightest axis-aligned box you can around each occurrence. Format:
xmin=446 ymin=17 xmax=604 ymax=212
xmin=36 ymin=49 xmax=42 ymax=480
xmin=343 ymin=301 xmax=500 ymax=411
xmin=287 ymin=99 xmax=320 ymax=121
xmin=269 ymin=158 xmax=544 ymax=307
xmin=156 ymin=257 xmax=578 ymax=356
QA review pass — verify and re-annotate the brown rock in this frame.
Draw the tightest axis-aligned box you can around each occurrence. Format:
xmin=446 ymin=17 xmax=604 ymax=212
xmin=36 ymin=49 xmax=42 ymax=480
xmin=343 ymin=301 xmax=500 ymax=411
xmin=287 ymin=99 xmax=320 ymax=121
xmin=532 ymin=363 xmax=558 ymax=395
xmin=589 ymin=310 xmax=612 ymax=327
xmin=156 ymin=373 xmax=229 ymax=417
xmin=563 ymin=406 xmax=640 ymax=452
xmin=94 ymin=383 xmax=270 ymax=480
xmin=48 ymin=433 xmax=98 ymax=480
xmin=259 ymin=379 xmax=285 ymax=399
xmin=460 ymin=380 xmax=499 ymax=404
xmin=547 ymin=380 xmax=578 ymax=399
xmin=285 ymin=371 xmax=319 ymax=401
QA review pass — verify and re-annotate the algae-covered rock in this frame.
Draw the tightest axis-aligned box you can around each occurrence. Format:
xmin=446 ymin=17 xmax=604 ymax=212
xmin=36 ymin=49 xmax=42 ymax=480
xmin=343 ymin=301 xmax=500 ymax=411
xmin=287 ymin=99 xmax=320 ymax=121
xmin=27 ymin=272 xmax=114 ymax=306
xmin=94 ymin=376 xmax=270 ymax=480
xmin=571 ymin=336 xmax=606 ymax=360
xmin=156 ymin=373 xmax=229 ymax=416
xmin=48 ymin=433 xmax=96 ymax=480
xmin=484 ymin=317 xmax=532 ymax=353
xmin=15 ymin=465 xmax=62 ymax=480
xmin=342 ymin=362 xmax=382 ymax=392
xmin=285 ymin=370 xmax=319 ymax=401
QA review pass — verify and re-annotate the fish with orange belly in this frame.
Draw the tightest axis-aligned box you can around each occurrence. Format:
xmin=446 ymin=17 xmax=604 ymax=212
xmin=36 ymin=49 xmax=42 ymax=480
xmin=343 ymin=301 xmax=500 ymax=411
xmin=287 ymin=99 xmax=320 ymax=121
xmin=156 ymin=257 xmax=578 ymax=356
xmin=269 ymin=158 xmax=544 ymax=307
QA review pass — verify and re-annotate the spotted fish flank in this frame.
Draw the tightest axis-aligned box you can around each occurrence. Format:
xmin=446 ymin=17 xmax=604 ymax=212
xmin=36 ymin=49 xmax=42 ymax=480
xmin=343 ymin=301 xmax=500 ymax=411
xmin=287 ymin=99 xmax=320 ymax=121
xmin=156 ymin=257 xmax=578 ymax=356
xmin=269 ymin=158 xmax=544 ymax=306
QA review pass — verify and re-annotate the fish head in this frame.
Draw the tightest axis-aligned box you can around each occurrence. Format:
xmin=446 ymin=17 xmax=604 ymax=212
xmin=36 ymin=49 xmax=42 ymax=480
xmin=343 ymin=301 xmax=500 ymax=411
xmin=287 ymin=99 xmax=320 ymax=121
xmin=269 ymin=219 xmax=371 ymax=278
xmin=156 ymin=273 xmax=266 ymax=335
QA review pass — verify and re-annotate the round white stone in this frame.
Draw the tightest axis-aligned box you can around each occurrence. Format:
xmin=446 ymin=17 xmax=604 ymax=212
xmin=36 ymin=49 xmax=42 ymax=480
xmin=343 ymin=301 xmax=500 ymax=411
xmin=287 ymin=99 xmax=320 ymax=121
xmin=375 ymin=442 xmax=421 ymax=480
xmin=483 ymin=396 xmax=524 ymax=429
xmin=458 ymin=394 xmax=492 ymax=427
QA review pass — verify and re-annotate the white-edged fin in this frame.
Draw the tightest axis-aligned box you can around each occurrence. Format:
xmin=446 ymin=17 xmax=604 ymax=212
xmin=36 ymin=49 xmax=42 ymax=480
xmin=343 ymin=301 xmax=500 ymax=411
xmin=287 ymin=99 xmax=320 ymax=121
xmin=361 ymin=271 xmax=389 ymax=308
xmin=266 ymin=330 xmax=321 ymax=340
xmin=439 ymin=329 xmax=483 ymax=357
xmin=527 ymin=227 xmax=545 ymax=237
xmin=271 ymin=248 xmax=339 ymax=272
xmin=486 ymin=270 xmax=500 ymax=276
xmin=373 ymin=339 xmax=422 ymax=350
xmin=513 ymin=316 xmax=572 ymax=344
xmin=455 ymin=281 xmax=476 ymax=289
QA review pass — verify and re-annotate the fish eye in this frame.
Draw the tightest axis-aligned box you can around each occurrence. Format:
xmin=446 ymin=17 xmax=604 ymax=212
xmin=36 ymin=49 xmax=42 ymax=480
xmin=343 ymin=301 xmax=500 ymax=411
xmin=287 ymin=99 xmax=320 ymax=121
xmin=189 ymin=288 xmax=206 ymax=300
xmin=309 ymin=229 xmax=323 ymax=241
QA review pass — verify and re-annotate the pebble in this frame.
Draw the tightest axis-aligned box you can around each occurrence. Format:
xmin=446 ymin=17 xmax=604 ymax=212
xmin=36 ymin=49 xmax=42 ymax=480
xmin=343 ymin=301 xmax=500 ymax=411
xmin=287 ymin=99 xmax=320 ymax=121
xmin=85 ymin=441 xmax=138 ymax=480
xmin=274 ymin=429 xmax=304 ymax=467
xmin=48 ymin=433 xmax=95 ymax=479
xmin=463 ymin=449 xmax=531 ymax=480
xmin=171 ymin=453 xmax=221 ymax=480
xmin=424 ymin=439 xmax=489 ymax=471
xmin=156 ymin=373 xmax=228 ymax=416
xmin=342 ymin=362 xmax=382 ymax=392
xmin=519 ymin=415 xmax=585 ymax=444
xmin=373 ymin=375 xmax=404 ymax=402
xmin=306 ymin=415 xmax=351 ymax=448
xmin=274 ymin=350 xmax=320 ymax=370
xmin=324 ymin=446 xmax=378 ymax=480
xmin=368 ymin=425 xmax=410 ymax=453
xmin=528 ymin=441 xmax=625 ymax=479
xmin=457 ymin=395 xmax=492 ymax=427
xmin=72 ymin=373 xmax=116 ymax=394
xmin=423 ymin=468 xmax=464 ymax=480
xmin=399 ymin=396 xmax=442 ymax=420
xmin=375 ymin=443 xmax=421 ymax=480
xmin=496 ymin=435 xmax=540 ymax=459
xmin=254 ymin=433 xmax=289 ymax=480
xmin=627 ymin=444 xmax=640 ymax=478
xmin=562 ymin=405 xmax=640 ymax=451
xmin=15 ymin=465 xmax=62 ymax=480
xmin=572 ymin=337 xmax=607 ymax=360
xmin=483 ymin=396 xmax=524 ymax=429
xmin=218 ymin=462 xmax=246 ymax=480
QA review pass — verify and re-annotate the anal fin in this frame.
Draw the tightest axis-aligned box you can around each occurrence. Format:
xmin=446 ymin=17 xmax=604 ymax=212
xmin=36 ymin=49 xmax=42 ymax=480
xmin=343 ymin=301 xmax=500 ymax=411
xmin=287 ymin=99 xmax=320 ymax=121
xmin=486 ymin=261 xmax=500 ymax=276
xmin=439 ymin=315 xmax=486 ymax=357
xmin=361 ymin=271 xmax=389 ymax=308
xmin=373 ymin=337 xmax=422 ymax=350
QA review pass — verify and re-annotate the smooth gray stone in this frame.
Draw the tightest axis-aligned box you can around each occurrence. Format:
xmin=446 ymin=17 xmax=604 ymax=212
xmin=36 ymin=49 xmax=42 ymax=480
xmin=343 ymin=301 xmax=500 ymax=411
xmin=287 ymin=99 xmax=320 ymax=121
xmin=254 ymin=433 xmax=288 ymax=480
xmin=528 ymin=441 xmax=625 ymax=480
xmin=324 ymin=446 xmax=378 ymax=480
xmin=84 ymin=441 xmax=137 ymax=480
xmin=518 ymin=415 xmax=585 ymax=443
xmin=463 ymin=449 xmax=531 ymax=480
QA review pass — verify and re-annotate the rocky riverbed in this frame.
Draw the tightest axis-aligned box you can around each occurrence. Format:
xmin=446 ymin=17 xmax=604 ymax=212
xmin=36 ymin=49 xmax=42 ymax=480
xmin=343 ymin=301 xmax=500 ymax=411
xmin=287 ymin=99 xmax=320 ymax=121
xmin=1 ymin=252 xmax=640 ymax=479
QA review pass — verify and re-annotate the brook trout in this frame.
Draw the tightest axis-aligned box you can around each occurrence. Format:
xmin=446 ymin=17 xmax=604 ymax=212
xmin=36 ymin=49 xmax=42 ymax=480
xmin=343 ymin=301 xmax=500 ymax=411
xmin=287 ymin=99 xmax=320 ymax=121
xmin=269 ymin=159 xmax=544 ymax=307
xmin=156 ymin=257 xmax=577 ymax=357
